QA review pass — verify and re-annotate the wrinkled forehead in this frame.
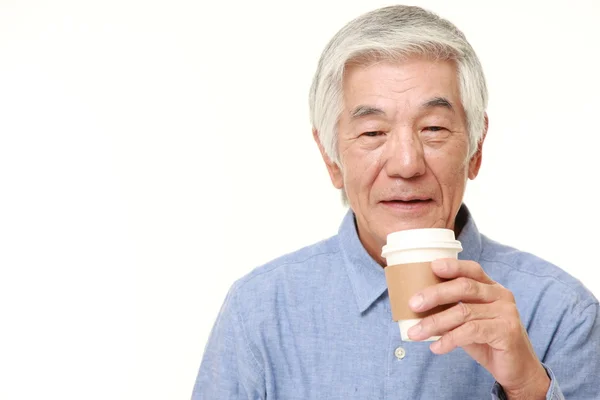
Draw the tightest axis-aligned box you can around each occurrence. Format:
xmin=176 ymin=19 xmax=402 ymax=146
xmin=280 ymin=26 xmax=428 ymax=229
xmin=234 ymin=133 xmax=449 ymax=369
xmin=340 ymin=57 xmax=465 ymax=120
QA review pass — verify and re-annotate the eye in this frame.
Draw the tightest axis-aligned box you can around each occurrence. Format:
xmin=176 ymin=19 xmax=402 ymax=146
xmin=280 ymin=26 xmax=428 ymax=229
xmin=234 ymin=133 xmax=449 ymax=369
xmin=362 ymin=131 xmax=385 ymax=137
xmin=424 ymin=126 xmax=446 ymax=132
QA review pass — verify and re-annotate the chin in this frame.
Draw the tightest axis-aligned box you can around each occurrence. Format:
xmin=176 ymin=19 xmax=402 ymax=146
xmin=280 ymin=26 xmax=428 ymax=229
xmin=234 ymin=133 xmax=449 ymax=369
xmin=386 ymin=221 xmax=431 ymax=234
xmin=377 ymin=215 xmax=446 ymax=239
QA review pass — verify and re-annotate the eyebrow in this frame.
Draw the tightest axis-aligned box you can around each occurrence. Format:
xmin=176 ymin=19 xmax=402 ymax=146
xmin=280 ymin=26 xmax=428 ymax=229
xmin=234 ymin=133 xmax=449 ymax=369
xmin=422 ymin=96 xmax=454 ymax=112
xmin=349 ymin=97 xmax=454 ymax=120
xmin=350 ymin=105 xmax=386 ymax=119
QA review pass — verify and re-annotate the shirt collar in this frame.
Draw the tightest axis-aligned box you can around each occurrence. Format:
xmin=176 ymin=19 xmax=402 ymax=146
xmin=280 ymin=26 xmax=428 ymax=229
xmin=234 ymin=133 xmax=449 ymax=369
xmin=337 ymin=204 xmax=483 ymax=314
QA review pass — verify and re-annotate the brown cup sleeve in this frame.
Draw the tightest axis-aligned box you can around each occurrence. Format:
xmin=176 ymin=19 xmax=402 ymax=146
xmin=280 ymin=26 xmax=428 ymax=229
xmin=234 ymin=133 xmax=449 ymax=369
xmin=385 ymin=262 xmax=454 ymax=321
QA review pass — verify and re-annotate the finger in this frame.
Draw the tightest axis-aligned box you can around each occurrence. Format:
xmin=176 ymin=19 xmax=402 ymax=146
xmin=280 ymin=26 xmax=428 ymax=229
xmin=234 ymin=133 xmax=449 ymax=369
xmin=408 ymin=302 xmax=501 ymax=341
xmin=431 ymin=258 xmax=495 ymax=284
xmin=429 ymin=319 xmax=501 ymax=354
xmin=409 ymin=277 xmax=501 ymax=313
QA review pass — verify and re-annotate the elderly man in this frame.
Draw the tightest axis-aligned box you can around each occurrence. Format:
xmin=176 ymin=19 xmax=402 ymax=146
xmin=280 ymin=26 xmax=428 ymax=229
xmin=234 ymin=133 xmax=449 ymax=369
xmin=192 ymin=5 xmax=600 ymax=399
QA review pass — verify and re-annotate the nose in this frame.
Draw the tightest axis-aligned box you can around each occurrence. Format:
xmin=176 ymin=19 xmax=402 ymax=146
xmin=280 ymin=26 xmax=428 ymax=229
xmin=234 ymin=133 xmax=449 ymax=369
xmin=383 ymin=130 xmax=426 ymax=179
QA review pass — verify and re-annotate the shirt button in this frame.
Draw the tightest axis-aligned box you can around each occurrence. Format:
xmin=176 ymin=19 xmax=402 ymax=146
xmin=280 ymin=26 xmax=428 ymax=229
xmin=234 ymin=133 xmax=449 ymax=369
xmin=394 ymin=346 xmax=406 ymax=360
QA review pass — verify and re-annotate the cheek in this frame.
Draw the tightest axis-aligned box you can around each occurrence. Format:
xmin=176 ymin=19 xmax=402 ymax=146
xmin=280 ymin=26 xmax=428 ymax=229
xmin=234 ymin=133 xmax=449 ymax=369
xmin=430 ymin=162 xmax=469 ymax=207
xmin=425 ymin=147 xmax=470 ymax=188
xmin=436 ymin=163 xmax=468 ymax=187
xmin=341 ymin=147 xmax=385 ymax=194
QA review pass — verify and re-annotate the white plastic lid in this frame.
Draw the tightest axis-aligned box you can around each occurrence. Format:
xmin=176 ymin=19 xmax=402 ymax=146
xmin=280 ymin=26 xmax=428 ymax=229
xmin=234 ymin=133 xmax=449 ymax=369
xmin=381 ymin=228 xmax=462 ymax=258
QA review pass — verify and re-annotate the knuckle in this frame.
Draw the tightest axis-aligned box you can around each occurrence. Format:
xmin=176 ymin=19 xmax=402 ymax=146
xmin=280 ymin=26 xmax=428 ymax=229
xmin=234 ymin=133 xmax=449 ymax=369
xmin=458 ymin=277 xmax=476 ymax=296
xmin=457 ymin=302 xmax=472 ymax=320
xmin=466 ymin=260 xmax=482 ymax=272
xmin=496 ymin=283 xmax=515 ymax=302
xmin=505 ymin=290 xmax=516 ymax=303
xmin=506 ymin=316 xmax=522 ymax=336
xmin=496 ymin=308 xmax=522 ymax=338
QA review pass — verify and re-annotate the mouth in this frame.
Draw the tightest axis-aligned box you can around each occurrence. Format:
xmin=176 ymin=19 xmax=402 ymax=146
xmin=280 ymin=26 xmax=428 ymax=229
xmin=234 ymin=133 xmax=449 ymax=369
xmin=379 ymin=198 xmax=434 ymax=210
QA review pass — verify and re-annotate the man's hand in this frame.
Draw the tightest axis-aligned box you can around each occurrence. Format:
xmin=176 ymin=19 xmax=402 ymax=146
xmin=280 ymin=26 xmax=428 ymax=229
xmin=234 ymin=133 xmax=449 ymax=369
xmin=407 ymin=258 xmax=550 ymax=399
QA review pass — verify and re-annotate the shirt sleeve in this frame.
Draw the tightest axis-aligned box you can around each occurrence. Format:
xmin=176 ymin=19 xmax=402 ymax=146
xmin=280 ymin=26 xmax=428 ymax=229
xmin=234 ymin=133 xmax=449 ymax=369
xmin=191 ymin=283 xmax=265 ymax=400
xmin=490 ymin=364 xmax=564 ymax=400
xmin=490 ymin=301 xmax=600 ymax=400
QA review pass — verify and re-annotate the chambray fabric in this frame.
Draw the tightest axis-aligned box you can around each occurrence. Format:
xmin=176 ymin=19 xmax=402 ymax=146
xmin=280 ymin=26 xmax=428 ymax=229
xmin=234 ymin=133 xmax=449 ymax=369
xmin=192 ymin=206 xmax=600 ymax=399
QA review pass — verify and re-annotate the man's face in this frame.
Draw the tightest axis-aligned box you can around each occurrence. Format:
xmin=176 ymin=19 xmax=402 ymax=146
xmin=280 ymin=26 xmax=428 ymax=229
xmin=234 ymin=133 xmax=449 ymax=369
xmin=315 ymin=57 xmax=484 ymax=262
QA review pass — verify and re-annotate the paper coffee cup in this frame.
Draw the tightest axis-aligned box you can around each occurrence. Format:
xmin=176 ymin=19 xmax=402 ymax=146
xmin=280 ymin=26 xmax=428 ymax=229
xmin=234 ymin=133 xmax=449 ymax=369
xmin=382 ymin=228 xmax=462 ymax=341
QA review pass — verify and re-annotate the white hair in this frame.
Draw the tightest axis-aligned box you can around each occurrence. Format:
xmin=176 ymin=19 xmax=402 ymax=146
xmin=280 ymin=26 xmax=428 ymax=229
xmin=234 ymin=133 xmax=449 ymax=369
xmin=309 ymin=5 xmax=488 ymax=167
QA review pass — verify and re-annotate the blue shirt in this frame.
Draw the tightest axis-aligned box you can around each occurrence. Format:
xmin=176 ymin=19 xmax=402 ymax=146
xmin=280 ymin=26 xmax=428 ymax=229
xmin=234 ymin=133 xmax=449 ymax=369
xmin=192 ymin=206 xmax=600 ymax=399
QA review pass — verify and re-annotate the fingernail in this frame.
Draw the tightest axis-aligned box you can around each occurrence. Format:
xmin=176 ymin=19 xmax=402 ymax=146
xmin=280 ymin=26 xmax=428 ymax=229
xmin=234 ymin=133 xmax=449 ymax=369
xmin=409 ymin=294 xmax=424 ymax=310
xmin=430 ymin=340 xmax=441 ymax=351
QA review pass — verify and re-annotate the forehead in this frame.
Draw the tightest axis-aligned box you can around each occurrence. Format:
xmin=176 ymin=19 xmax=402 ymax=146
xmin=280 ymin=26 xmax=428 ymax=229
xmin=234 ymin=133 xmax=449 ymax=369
xmin=342 ymin=57 xmax=463 ymax=115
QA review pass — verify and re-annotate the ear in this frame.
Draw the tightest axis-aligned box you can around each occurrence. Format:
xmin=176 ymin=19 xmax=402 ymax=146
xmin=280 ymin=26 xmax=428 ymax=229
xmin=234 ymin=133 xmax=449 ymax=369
xmin=312 ymin=129 xmax=344 ymax=189
xmin=468 ymin=113 xmax=488 ymax=180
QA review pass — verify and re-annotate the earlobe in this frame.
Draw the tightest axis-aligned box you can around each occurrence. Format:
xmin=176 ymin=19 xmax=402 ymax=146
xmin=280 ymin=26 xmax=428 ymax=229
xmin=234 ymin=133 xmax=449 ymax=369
xmin=313 ymin=129 xmax=344 ymax=189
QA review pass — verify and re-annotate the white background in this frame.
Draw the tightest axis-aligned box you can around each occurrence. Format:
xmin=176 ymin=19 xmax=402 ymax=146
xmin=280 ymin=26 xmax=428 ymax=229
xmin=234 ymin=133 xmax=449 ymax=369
xmin=1 ymin=0 xmax=599 ymax=399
